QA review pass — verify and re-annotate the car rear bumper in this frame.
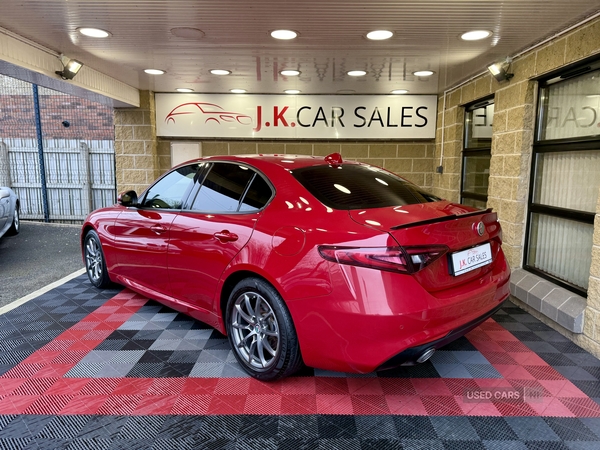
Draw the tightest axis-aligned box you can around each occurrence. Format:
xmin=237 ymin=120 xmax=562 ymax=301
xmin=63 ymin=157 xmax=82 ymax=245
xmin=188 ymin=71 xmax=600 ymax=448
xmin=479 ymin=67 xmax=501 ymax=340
xmin=375 ymin=297 xmax=508 ymax=371
xmin=287 ymin=249 xmax=510 ymax=374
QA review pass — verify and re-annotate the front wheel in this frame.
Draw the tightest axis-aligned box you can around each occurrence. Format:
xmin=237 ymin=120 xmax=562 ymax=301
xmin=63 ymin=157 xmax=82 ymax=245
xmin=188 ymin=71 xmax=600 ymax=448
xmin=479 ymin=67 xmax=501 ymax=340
xmin=226 ymin=278 xmax=303 ymax=381
xmin=84 ymin=230 xmax=112 ymax=288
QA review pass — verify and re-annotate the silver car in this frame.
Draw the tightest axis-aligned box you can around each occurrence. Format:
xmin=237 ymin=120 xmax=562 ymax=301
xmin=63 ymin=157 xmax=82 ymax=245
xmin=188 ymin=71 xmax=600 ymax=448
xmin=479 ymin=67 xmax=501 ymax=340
xmin=0 ymin=187 xmax=19 ymax=238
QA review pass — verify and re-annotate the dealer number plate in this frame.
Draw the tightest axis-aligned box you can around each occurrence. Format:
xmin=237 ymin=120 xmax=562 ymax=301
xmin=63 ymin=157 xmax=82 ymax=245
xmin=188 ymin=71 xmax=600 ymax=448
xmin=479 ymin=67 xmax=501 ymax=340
xmin=450 ymin=242 xmax=492 ymax=276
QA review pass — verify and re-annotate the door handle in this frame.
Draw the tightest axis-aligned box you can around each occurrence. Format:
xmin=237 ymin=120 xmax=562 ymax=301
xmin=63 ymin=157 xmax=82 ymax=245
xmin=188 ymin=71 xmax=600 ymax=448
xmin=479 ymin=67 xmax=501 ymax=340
xmin=150 ymin=224 xmax=167 ymax=235
xmin=214 ymin=230 xmax=239 ymax=243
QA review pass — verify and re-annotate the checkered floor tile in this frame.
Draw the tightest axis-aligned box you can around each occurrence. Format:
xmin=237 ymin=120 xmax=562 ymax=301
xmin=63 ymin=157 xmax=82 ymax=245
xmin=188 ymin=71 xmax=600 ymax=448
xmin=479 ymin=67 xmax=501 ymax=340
xmin=1 ymin=275 xmax=600 ymax=448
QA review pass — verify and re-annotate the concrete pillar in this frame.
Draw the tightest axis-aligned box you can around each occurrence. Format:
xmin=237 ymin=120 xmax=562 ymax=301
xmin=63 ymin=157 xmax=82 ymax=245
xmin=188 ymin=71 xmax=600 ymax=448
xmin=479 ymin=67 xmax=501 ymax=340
xmin=113 ymin=90 xmax=159 ymax=194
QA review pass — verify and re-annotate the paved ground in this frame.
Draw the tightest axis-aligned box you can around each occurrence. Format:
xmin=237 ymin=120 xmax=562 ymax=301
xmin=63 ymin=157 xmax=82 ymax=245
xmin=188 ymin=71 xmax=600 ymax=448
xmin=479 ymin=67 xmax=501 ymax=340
xmin=1 ymin=276 xmax=600 ymax=448
xmin=0 ymin=221 xmax=83 ymax=307
xmin=2 ymin=222 xmax=600 ymax=448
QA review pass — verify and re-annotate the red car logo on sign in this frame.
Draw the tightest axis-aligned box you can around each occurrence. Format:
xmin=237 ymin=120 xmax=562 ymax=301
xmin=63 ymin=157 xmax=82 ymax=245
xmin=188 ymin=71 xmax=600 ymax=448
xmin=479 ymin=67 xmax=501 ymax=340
xmin=165 ymin=102 xmax=253 ymax=125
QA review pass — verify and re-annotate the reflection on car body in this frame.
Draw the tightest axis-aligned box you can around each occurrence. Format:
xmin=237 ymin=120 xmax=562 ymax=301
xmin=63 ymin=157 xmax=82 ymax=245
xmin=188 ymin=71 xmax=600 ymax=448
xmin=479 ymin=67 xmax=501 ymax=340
xmin=81 ymin=153 xmax=510 ymax=381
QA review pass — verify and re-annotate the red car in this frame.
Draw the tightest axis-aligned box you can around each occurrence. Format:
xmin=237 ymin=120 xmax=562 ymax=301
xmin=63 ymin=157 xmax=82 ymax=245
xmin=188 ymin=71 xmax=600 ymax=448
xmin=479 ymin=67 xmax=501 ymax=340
xmin=81 ymin=153 xmax=510 ymax=380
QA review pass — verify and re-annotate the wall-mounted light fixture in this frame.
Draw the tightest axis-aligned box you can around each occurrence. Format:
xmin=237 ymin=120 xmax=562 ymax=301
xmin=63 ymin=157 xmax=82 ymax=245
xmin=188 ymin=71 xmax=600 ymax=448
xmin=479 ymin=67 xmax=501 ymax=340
xmin=56 ymin=58 xmax=84 ymax=80
xmin=487 ymin=57 xmax=513 ymax=82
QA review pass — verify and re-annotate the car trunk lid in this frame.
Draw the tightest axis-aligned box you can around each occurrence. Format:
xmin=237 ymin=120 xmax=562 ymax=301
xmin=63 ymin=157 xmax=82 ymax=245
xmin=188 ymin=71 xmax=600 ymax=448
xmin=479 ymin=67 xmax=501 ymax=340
xmin=348 ymin=202 xmax=503 ymax=292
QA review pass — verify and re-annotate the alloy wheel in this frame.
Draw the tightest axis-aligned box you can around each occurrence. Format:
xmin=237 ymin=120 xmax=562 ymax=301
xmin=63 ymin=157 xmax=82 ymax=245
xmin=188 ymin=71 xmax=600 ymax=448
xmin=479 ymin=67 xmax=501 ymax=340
xmin=230 ymin=291 xmax=280 ymax=370
xmin=85 ymin=237 xmax=103 ymax=283
xmin=12 ymin=209 xmax=19 ymax=232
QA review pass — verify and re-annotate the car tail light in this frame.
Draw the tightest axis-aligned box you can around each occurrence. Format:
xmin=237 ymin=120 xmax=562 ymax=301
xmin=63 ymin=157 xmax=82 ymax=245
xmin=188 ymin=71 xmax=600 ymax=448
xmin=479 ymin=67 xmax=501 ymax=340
xmin=318 ymin=245 xmax=448 ymax=274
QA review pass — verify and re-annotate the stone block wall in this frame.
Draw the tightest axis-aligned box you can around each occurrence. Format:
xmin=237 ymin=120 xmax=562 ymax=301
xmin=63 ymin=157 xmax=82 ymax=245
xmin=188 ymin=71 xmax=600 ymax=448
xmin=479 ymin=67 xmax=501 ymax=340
xmin=433 ymin=16 xmax=600 ymax=356
xmin=114 ymin=91 xmax=159 ymax=194
xmin=155 ymin=139 xmax=436 ymax=190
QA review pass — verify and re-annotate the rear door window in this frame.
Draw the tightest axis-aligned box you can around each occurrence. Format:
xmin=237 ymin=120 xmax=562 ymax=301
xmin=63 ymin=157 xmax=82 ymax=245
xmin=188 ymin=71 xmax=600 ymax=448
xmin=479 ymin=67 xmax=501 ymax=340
xmin=190 ymin=162 xmax=273 ymax=212
xmin=239 ymin=175 xmax=273 ymax=211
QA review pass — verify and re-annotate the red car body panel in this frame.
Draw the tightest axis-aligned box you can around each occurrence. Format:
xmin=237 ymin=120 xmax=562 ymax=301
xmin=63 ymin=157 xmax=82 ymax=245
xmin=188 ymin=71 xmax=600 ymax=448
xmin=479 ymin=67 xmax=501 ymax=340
xmin=82 ymin=154 xmax=510 ymax=374
xmin=109 ymin=208 xmax=177 ymax=294
xmin=166 ymin=211 xmax=259 ymax=312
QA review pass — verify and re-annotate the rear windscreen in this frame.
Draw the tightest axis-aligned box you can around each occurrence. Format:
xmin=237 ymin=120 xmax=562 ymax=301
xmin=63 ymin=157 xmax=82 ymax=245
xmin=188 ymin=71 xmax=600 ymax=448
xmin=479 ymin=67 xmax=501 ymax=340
xmin=291 ymin=164 xmax=441 ymax=210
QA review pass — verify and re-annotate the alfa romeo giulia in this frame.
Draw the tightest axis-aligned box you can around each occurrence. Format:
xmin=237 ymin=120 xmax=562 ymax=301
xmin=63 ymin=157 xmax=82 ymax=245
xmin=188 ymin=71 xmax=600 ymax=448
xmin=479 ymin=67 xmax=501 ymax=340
xmin=81 ymin=153 xmax=510 ymax=380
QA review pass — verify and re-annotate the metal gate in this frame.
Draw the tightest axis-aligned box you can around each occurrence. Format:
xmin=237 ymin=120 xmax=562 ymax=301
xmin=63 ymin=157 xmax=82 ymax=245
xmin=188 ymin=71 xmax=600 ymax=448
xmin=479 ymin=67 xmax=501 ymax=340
xmin=0 ymin=75 xmax=116 ymax=222
xmin=0 ymin=139 xmax=115 ymax=221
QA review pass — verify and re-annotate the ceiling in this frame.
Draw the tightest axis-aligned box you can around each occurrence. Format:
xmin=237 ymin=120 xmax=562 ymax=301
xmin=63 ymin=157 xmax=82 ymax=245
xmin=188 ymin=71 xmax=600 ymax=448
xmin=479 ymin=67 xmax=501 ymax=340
xmin=0 ymin=0 xmax=599 ymax=100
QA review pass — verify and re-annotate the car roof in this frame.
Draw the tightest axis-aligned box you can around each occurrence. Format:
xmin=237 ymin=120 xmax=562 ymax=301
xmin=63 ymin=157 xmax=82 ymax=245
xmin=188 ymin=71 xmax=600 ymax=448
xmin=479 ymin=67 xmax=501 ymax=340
xmin=178 ymin=153 xmax=360 ymax=172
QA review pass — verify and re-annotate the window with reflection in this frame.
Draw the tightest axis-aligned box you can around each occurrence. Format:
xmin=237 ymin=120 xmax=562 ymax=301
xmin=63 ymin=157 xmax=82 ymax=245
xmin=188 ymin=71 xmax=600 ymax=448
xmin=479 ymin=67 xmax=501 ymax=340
xmin=191 ymin=163 xmax=272 ymax=212
xmin=461 ymin=99 xmax=493 ymax=209
xmin=524 ymin=60 xmax=600 ymax=296
xmin=291 ymin=164 xmax=440 ymax=210
xmin=142 ymin=164 xmax=198 ymax=209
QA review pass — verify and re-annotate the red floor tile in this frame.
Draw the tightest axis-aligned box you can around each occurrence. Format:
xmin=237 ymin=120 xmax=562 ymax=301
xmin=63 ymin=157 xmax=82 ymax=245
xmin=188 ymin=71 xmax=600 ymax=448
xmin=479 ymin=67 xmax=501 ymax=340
xmin=181 ymin=378 xmax=219 ymax=395
xmin=59 ymin=394 xmax=110 ymax=415
xmin=316 ymin=394 xmax=354 ymax=415
xmin=411 ymin=378 xmax=452 ymax=396
xmin=170 ymin=394 xmax=211 ymax=414
xmin=243 ymin=394 xmax=282 ymax=414
xmin=22 ymin=394 xmax=72 ymax=415
xmin=350 ymin=394 xmax=391 ymax=414
xmin=132 ymin=395 xmax=179 ymax=415
xmin=386 ymin=395 xmax=427 ymax=415
xmin=0 ymin=395 xmax=39 ymax=414
xmin=280 ymin=394 xmax=317 ymax=414
xmin=112 ymin=378 xmax=154 ymax=396
xmin=346 ymin=378 xmax=384 ymax=395
xmin=207 ymin=394 xmax=247 ymax=414
xmin=315 ymin=377 xmax=350 ymax=395
xmin=96 ymin=395 xmax=144 ymax=415
xmin=421 ymin=395 xmax=463 ymax=416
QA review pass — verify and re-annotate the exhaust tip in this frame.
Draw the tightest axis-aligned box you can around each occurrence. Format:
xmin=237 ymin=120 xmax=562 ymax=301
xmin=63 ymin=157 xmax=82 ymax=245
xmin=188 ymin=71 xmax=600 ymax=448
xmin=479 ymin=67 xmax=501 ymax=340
xmin=416 ymin=347 xmax=436 ymax=364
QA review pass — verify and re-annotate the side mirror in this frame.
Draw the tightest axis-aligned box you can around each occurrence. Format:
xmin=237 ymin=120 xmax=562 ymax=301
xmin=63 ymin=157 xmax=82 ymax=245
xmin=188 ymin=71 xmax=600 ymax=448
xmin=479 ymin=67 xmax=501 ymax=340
xmin=118 ymin=190 xmax=139 ymax=207
xmin=0 ymin=189 xmax=9 ymax=200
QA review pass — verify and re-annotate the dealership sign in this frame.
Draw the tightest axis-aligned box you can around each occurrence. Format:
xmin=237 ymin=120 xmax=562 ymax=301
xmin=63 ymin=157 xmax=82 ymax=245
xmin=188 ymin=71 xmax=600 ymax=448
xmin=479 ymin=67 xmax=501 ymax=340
xmin=155 ymin=93 xmax=437 ymax=139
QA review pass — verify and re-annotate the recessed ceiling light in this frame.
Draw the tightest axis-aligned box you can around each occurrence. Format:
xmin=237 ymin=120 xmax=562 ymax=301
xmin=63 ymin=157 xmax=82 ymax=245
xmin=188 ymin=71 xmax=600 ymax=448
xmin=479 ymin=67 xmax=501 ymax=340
xmin=176 ymin=88 xmax=194 ymax=93
xmin=280 ymin=69 xmax=301 ymax=76
xmin=390 ymin=89 xmax=409 ymax=94
xmin=413 ymin=70 xmax=434 ymax=77
xmin=230 ymin=89 xmax=247 ymax=94
xmin=347 ymin=70 xmax=367 ymax=77
xmin=336 ymin=89 xmax=356 ymax=94
xmin=144 ymin=69 xmax=165 ymax=75
xmin=460 ymin=30 xmax=492 ymax=41
xmin=77 ymin=27 xmax=111 ymax=38
xmin=366 ymin=30 xmax=393 ymax=40
xmin=210 ymin=69 xmax=231 ymax=75
xmin=270 ymin=29 xmax=298 ymax=40
xmin=284 ymin=89 xmax=301 ymax=94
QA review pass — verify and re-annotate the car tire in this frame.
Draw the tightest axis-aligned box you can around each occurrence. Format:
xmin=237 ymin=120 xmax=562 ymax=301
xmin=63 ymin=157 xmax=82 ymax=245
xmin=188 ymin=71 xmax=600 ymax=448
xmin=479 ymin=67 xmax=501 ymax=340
xmin=84 ymin=230 xmax=112 ymax=289
xmin=7 ymin=206 xmax=19 ymax=235
xmin=226 ymin=277 xmax=303 ymax=381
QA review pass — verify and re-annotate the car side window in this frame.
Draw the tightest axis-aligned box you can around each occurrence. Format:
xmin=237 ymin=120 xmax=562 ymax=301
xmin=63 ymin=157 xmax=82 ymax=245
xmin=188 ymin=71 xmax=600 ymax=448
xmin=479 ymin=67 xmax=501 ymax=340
xmin=239 ymin=174 xmax=272 ymax=211
xmin=142 ymin=164 xmax=197 ymax=209
xmin=191 ymin=163 xmax=269 ymax=212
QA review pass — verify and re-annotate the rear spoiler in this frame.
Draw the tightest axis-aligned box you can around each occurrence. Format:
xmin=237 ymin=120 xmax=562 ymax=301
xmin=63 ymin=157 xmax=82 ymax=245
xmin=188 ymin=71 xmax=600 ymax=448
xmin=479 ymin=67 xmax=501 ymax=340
xmin=391 ymin=208 xmax=493 ymax=230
